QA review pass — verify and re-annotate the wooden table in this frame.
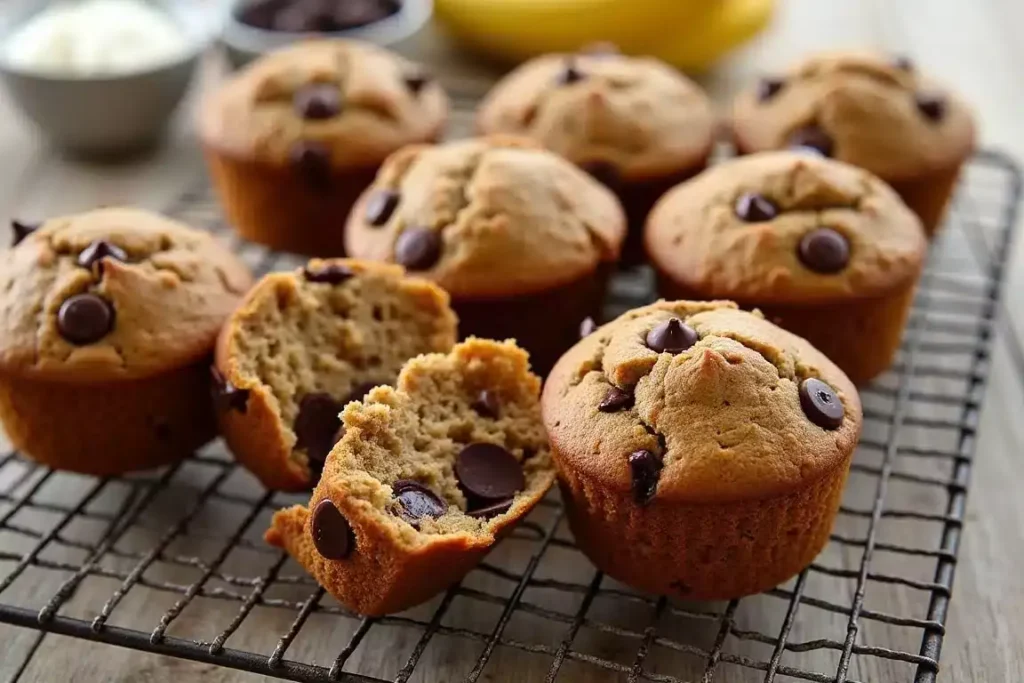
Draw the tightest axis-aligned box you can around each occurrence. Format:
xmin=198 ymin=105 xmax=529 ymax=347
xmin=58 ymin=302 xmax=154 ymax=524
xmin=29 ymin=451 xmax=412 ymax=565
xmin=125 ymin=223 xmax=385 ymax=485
xmin=1 ymin=1 xmax=1023 ymax=681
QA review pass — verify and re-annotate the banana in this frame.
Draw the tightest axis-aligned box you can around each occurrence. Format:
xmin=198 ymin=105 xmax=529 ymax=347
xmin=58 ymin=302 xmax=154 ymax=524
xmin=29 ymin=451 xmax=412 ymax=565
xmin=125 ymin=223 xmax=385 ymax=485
xmin=648 ymin=0 xmax=775 ymax=71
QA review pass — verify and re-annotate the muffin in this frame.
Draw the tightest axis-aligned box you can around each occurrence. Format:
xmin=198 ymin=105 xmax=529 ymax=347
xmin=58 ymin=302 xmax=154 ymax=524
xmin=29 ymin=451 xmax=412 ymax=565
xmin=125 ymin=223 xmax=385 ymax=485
xmin=542 ymin=300 xmax=862 ymax=600
xmin=477 ymin=47 xmax=715 ymax=263
xmin=266 ymin=338 xmax=556 ymax=615
xmin=200 ymin=39 xmax=449 ymax=256
xmin=730 ymin=51 xmax=976 ymax=236
xmin=214 ymin=259 xmax=458 ymax=491
xmin=646 ymin=152 xmax=926 ymax=385
xmin=344 ymin=136 xmax=626 ymax=374
xmin=0 ymin=208 xmax=252 ymax=475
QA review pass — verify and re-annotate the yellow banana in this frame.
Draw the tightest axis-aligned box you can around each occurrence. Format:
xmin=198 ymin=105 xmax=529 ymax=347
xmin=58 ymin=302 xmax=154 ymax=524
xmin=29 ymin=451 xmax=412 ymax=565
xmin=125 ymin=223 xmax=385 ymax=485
xmin=648 ymin=0 xmax=775 ymax=71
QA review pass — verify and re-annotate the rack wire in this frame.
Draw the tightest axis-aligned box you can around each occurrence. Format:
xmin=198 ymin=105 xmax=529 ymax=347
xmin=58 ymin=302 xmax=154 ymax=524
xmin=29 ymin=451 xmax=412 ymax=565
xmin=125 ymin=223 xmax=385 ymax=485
xmin=0 ymin=90 xmax=1020 ymax=681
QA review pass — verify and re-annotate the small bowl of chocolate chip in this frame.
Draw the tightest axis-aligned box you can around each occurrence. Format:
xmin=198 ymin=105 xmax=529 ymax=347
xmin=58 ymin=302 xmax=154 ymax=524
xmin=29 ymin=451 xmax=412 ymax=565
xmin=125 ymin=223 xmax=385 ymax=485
xmin=223 ymin=0 xmax=432 ymax=68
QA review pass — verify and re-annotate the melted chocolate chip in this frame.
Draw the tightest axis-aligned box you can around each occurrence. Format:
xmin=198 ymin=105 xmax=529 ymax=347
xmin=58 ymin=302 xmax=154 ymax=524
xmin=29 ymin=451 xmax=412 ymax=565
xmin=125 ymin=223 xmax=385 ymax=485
xmin=471 ymin=390 xmax=500 ymax=419
xmin=788 ymin=126 xmax=834 ymax=157
xmin=916 ymin=93 xmax=946 ymax=122
xmin=557 ymin=59 xmax=585 ymax=85
xmin=393 ymin=480 xmax=447 ymax=523
xmin=798 ymin=228 xmax=850 ymax=274
xmin=303 ymin=263 xmax=354 ymax=284
xmin=77 ymin=240 xmax=128 ymax=276
xmin=365 ymin=189 xmax=400 ymax=226
xmin=311 ymin=499 xmax=353 ymax=560
xmin=57 ymin=294 xmax=115 ymax=345
xmin=645 ymin=318 xmax=698 ymax=354
xmin=11 ymin=220 xmax=38 ymax=247
xmin=757 ymin=77 xmax=785 ymax=102
xmin=290 ymin=141 xmax=333 ymax=191
xmin=799 ymin=378 xmax=844 ymax=430
xmin=579 ymin=317 xmax=598 ymax=338
xmin=734 ymin=193 xmax=778 ymax=222
xmin=294 ymin=84 xmax=342 ymax=120
xmin=294 ymin=393 xmax=344 ymax=473
xmin=394 ymin=228 xmax=441 ymax=271
xmin=599 ymin=386 xmax=633 ymax=412
xmin=628 ymin=449 xmax=663 ymax=505
xmin=403 ymin=70 xmax=431 ymax=94
xmin=210 ymin=366 xmax=250 ymax=414
xmin=455 ymin=443 xmax=525 ymax=501
xmin=893 ymin=55 xmax=914 ymax=71
xmin=467 ymin=498 xmax=514 ymax=519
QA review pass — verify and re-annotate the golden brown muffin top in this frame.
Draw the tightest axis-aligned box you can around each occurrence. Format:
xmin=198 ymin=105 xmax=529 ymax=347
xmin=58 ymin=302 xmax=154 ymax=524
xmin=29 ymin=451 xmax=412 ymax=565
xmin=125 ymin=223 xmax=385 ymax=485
xmin=344 ymin=136 xmax=626 ymax=298
xmin=543 ymin=300 xmax=862 ymax=504
xmin=199 ymin=40 xmax=449 ymax=168
xmin=0 ymin=208 xmax=252 ymax=382
xmin=645 ymin=152 xmax=927 ymax=304
xmin=731 ymin=51 xmax=976 ymax=180
xmin=476 ymin=51 xmax=715 ymax=180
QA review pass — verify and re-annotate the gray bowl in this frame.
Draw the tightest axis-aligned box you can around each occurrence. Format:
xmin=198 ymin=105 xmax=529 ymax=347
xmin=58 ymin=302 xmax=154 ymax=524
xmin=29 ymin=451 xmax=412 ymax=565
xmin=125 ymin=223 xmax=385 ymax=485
xmin=0 ymin=0 xmax=214 ymax=158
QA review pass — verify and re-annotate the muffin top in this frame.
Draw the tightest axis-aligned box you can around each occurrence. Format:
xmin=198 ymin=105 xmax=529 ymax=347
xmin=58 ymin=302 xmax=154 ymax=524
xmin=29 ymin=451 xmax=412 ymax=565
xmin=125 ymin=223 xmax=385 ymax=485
xmin=200 ymin=40 xmax=449 ymax=169
xmin=646 ymin=152 xmax=927 ymax=304
xmin=542 ymin=300 xmax=862 ymax=504
xmin=731 ymin=51 xmax=976 ymax=180
xmin=476 ymin=50 xmax=715 ymax=180
xmin=0 ymin=208 xmax=252 ymax=382
xmin=344 ymin=136 xmax=626 ymax=298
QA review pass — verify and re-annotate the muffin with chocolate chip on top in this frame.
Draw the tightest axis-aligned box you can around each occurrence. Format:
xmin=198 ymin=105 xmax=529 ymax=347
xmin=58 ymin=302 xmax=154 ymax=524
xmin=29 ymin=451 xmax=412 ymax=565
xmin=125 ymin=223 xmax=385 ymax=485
xmin=730 ymin=51 xmax=976 ymax=235
xmin=214 ymin=259 xmax=458 ymax=491
xmin=266 ymin=338 xmax=555 ymax=615
xmin=477 ymin=46 xmax=715 ymax=263
xmin=646 ymin=152 xmax=927 ymax=385
xmin=200 ymin=39 xmax=449 ymax=256
xmin=345 ymin=136 xmax=626 ymax=374
xmin=0 ymin=208 xmax=252 ymax=475
xmin=542 ymin=300 xmax=862 ymax=600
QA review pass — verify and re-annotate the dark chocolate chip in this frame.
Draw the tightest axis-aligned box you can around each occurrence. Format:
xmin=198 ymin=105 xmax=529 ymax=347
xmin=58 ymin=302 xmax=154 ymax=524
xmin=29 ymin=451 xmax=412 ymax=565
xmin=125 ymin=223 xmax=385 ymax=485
xmin=393 ymin=480 xmax=447 ymax=523
xmin=403 ymin=70 xmax=431 ymax=94
xmin=57 ymin=293 xmax=115 ymax=345
xmin=557 ymin=59 xmax=585 ymax=85
xmin=628 ymin=449 xmax=663 ymax=505
xmin=757 ymin=77 xmax=785 ymax=102
xmin=210 ymin=366 xmax=250 ymax=414
xmin=11 ymin=220 xmax=38 ymax=247
xmin=798 ymin=228 xmax=850 ymax=274
xmin=294 ymin=84 xmax=342 ymax=120
xmin=294 ymin=393 xmax=344 ymax=472
xmin=472 ymin=389 xmax=500 ymax=419
xmin=799 ymin=378 xmax=844 ymax=430
xmin=455 ymin=443 xmax=525 ymax=501
xmin=311 ymin=499 xmax=353 ymax=560
xmin=394 ymin=228 xmax=441 ymax=271
xmin=581 ymin=160 xmax=620 ymax=190
xmin=599 ymin=386 xmax=633 ymax=412
xmin=788 ymin=126 xmax=834 ymax=157
xmin=303 ymin=262 xmax=354 ymax=284
xmin=365 ymin=189 xmax=400 ymax=226
xmin=467 ymin=498 xmax=514 ymax=519
xmin=916 ymin=93 xmax=946 ymax=122
xmin=893 ymin=55 xmax=914 ymax=72
xmin=734 ymin=192 xmax=778 ymax=222
xmin=579 ymin=316 xmax=598 ymax=338
xmin=645 ymin=318 xmax=698 ymax=354
xmin=77 ymin=240 xmax=128 ymax=276
xmin=290 ymin=141 xmax=333 ymax=191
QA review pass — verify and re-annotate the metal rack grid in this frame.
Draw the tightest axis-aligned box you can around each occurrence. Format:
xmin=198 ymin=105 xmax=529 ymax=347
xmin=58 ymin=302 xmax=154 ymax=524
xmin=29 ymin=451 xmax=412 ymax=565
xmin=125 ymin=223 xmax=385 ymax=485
xmin=0 ymin=133 xmax=1020 ymax=681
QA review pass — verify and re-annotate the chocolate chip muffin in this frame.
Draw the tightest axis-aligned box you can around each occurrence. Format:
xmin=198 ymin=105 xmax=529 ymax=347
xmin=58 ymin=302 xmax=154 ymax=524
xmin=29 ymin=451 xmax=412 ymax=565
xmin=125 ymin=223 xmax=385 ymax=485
xmin=200 ymin=39 xmax=449 ymax=256
xmin=476 ymin=47 xmax=715 ymax=263
xmin=646 ymin=152 xmax=926 ymax=385
xmin=543 ymin=300 xmax=862 ymax=600
xmin=730 ymin=51 xmax=976 ymax=235
xmin=214 ymin=259 xmax=458 ymax=491
xmin=344 ymin=136 xmax=626 ymax=374
xmin=0 ymin=208 xmax=252 ymax=475
xmin=266 ymin=338 xmax=555 ymax=615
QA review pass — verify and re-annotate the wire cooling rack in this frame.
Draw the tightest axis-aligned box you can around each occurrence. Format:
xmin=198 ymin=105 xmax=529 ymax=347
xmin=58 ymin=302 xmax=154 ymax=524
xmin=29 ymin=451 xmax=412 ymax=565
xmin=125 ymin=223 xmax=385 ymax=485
xmin=0 ymin=89 xmax=1021 ymax=681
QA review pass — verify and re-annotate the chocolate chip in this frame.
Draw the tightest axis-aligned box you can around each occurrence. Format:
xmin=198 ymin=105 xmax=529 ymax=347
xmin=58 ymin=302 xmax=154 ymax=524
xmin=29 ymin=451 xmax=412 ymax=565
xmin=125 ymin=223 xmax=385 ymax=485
xmin=581 ymin=161 xmax=619 ymax=190
xmin=311 ymin=499 xmax=353 ymax=560
xmin=77 ymin=240 xmax=127 ymax=276
xmin=403 ymin=70 xmax=431 ymax=94
xmin=290 ymin=141 xmax=333 ymax=191
xmin=294 ymin=84 xmax=342 ymax=120
xmin=734 ymin=193 xmax=778 ymax=222
xmin=599 ymin=386 xmax=633 ymax=412
xmin=365 ymin=189 xmax=400 ymax=226
xmin=646 ymin=318 xmax=698 ymax=354
xmin=455 ymin=443 xmax=525 ymax=501
xmin=393 ymin=480 xmax=447 ymax=523
xmin=303 ymin=263 xmax=354 ymax=284
xmin=394 ymin=228 xmax=441 ymax=271
xmin=579 ymin=317 xmax=598 ymax=338
xmin=893 ymin=55 xmax=914 ymax=71
xmin=557 ymin=59 xmax=585 ymax=85
xmin=467 ymin=498 xmax=514 ymax=519
xmin=294 ymin=393 xmax=344 ymax=472
xmin=916 ymin=93 xmax=946 ymax=122
xmin=57 ymin=293 xmax=115 ymax=345
xmin=798 ymin=228 xmax=850 ymax=274
xmin=210 ymin=366 xmax=249 ymax=414
xmin=799 ymin=378 xmax=844 ymax=430
xmin=471 ymin=390 xmax=500 ymax=419
xmin=11 ymin=220 xmax=37 ymax=247
xmin=628 ymin=449 xmax=663 ymax=505
xmin=757 ymin=77 xmax=785 ymax=102
xmin=788 ymin=126 xmax=834 ymax=157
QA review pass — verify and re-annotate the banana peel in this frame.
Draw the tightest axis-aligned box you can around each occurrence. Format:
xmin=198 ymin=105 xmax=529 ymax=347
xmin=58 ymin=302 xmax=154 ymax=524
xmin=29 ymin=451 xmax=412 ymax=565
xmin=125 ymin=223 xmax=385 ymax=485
xmin=435 ymin=0 xmax=775 ymax=72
